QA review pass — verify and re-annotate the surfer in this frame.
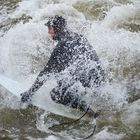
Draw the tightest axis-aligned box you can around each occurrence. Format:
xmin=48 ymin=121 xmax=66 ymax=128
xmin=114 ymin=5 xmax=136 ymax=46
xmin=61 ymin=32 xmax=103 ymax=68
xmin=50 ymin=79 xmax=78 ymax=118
xmin=21 ymin=15 xmax=105 ymax=118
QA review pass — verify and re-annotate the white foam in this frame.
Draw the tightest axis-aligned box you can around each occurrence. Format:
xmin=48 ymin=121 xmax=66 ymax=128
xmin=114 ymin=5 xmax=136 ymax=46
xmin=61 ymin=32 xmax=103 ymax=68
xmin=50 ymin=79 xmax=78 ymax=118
xmin=27 ymin=135 xmax=59 ymax=140
xmin=94 ymin=128 xmax=125 ymax=140
xmin=102 ymin=4 xmax=140 ymax=28
xmin=121 ymin=99 xmax=140 ymax=129
xmin=46 ymin=136 xmax=59 ymax=140
xmin=11 ymin=0 xmax=85 ymax=21
xmin=0 ymin=20 xmax=51 ymax=77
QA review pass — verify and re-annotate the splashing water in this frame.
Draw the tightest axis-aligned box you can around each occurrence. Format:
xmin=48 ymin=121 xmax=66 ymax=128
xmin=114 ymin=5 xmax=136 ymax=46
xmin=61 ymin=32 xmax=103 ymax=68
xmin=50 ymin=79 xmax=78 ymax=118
xmin=0 ymin=0 xmax=140 ymax=139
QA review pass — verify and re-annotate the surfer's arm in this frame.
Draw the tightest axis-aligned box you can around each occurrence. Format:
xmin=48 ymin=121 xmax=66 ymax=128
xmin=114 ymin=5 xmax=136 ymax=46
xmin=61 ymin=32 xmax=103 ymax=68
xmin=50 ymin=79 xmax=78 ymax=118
xmin=20 ymin=66 xmax=50 ymax=102
xmin=21 ymin=48 xmax=60 ymax=102
xmin=28 ymin=67 xmax=50 ymax=93
xmin=27 ymin=48 xmax=60 ymax=93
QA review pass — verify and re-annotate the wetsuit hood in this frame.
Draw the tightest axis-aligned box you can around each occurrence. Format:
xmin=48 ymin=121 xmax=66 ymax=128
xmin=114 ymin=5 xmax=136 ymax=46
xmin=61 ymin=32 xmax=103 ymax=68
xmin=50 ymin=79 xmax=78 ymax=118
xmin=45 ymin=15 xmax=67 ymax=41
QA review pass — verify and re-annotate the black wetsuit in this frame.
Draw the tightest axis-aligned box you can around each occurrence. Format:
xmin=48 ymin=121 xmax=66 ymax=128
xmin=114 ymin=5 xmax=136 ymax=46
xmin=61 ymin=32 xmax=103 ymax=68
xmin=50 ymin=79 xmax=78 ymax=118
xmin=22 ymin=30 xmax=105 ymax=112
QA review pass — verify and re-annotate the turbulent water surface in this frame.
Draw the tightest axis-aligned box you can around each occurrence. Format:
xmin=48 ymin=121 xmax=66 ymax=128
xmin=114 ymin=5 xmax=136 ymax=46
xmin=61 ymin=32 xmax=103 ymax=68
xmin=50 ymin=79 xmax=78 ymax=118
xmin=0 ymin=0 xmax=140 ymax=139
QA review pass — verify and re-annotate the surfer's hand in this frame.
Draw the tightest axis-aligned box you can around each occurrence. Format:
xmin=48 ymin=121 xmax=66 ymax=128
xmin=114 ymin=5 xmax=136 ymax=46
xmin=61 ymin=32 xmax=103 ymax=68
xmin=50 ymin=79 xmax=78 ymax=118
xmin=20 ymin=91 xmax=32 ymax=103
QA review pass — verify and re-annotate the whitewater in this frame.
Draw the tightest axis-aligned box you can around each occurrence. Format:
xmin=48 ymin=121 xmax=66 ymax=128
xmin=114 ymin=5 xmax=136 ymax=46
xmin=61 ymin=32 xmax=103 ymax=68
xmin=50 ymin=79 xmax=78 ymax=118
xmin=0 ymin=0 xmax=140 ymax=139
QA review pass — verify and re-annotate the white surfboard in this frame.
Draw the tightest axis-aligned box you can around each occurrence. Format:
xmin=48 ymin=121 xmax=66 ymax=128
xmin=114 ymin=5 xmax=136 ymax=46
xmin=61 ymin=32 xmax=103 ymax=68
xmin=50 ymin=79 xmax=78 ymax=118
xmin=0 ymin=74 xmax=91 ymax=120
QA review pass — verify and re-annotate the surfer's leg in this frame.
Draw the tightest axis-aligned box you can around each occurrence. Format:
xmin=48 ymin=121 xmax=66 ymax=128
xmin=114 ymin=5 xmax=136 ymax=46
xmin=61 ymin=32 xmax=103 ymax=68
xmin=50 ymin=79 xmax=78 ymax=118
xmin=51 ymin=88 xmax=86 ymax=110
xmin=50 ymin=85 xmax=100 ymax=118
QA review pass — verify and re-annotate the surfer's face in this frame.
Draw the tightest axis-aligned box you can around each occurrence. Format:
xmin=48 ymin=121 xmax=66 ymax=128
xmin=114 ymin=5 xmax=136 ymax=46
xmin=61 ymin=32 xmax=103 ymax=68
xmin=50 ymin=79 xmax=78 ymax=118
xmin=48 ymin=26 xmax=55 ymax=38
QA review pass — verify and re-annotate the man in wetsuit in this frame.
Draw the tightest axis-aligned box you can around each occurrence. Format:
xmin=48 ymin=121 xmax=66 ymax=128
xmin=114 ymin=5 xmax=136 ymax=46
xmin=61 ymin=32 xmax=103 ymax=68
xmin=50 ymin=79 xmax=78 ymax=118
xmin=21 ymin=15 xmax=105 ymax=118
